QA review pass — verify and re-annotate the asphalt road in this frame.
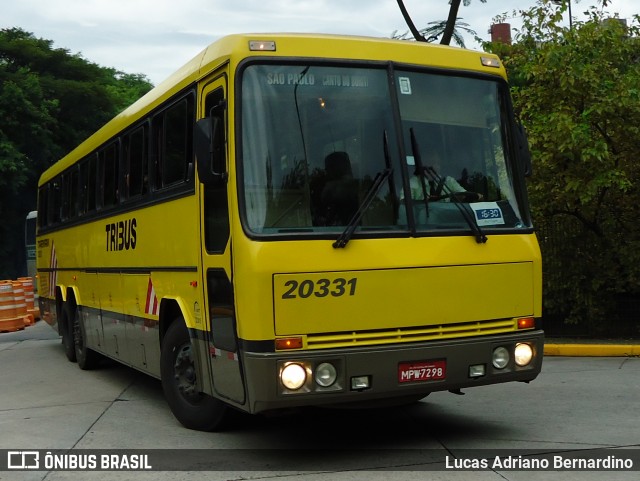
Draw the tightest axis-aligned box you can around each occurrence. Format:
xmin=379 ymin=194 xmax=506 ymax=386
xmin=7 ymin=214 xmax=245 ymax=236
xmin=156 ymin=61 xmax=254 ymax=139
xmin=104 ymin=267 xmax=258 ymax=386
xmin=1 ymin=321 xmax=639 ymax=481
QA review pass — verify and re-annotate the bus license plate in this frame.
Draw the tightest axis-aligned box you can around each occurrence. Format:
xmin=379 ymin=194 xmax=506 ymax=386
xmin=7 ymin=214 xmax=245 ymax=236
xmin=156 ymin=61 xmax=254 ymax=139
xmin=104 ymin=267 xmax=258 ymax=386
xmin=398 ymin=360 xmax=446 ymax=383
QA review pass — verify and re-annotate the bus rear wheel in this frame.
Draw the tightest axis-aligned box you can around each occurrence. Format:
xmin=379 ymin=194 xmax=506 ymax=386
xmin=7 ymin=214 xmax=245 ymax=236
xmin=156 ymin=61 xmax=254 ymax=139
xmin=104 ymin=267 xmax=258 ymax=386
xmin=160 ymin=319 xmax=228 ymax=431
xmin=60 ymin=304 xmax=76 ymax=363
xmin=72 ymin=306 xmax=100 ymax=370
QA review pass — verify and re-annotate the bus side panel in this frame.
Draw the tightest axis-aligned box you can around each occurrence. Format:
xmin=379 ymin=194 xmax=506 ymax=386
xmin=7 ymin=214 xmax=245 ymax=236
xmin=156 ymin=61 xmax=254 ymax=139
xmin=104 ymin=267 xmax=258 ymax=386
xmin=122 ymin=273 xmax=160 ymax=375
xmin=78 ymin=271 xmax=102 ymax=351
xmin=98 ymin=272 xmax=127 ymax=361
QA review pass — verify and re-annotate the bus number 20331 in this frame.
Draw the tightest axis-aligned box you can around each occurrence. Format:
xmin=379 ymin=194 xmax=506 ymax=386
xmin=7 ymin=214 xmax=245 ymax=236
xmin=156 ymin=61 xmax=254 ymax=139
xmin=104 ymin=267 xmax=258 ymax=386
xmin=282 ymin=278 xmax=357 ymax=299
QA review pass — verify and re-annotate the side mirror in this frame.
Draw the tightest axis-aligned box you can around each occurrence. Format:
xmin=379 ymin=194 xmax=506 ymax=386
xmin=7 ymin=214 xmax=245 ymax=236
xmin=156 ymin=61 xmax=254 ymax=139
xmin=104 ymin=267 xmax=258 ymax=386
xmin=517 ymin=123 xmax=532 ymax=177
xmin=195 ymin=117 xmax=226 ymax=184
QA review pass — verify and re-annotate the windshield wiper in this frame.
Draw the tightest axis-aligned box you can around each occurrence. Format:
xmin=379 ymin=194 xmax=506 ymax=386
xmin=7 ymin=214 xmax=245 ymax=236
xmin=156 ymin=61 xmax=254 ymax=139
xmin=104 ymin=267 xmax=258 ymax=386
xmin=423 ymin=165 xmax=487 ymax=244
xmin=333 ymin=132 xmax=393 ymax=249
xmin=409 ymin=131 xmax=487 ymax=244
xmin=409 ymin=128 xmax=430 ymax=218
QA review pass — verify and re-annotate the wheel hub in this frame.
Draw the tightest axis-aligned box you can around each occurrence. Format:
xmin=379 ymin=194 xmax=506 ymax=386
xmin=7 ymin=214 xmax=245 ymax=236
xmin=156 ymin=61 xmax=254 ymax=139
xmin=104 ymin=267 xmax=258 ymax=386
xmin=174 ymin=344 xmax=198 ymax=399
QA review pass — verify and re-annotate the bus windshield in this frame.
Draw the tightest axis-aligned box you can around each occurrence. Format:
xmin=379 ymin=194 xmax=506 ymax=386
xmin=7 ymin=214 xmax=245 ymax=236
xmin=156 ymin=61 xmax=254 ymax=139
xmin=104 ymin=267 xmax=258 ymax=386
xmin=240 ymin=63 xmax=529 ymax=237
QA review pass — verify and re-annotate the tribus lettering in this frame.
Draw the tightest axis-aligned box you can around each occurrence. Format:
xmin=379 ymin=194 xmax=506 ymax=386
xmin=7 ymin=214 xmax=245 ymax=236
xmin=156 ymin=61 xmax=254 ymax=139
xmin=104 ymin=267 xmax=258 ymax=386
xmin=105 ymin=218 xmax=137 ymax=251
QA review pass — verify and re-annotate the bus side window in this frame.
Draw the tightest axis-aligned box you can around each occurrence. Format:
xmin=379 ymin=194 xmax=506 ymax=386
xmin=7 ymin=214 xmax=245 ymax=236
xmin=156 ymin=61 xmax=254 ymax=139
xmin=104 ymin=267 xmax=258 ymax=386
xmin=68 ymin=168 xmax=79 ymax=219
xmin=60 ymin=172 xmax=70 ymax=221
xmin=153 ymin=96 xmax=194 ymax=189
xmin=102 ymin=142 xmax=120 ymax=208
xmin=123 ymin=125 xmax=148 ymax=199
xmin=95 ymin=142 xmax=119 ymax=209
xmin=85 ymin=154 xmax=97 ymax=213
xmin=78 ymin=159 xmax=88 ymax=215
xmin=38 ymin=186 xmax=48 ymax=228
xmin=48 ymin=178 xmax=61 ymax=225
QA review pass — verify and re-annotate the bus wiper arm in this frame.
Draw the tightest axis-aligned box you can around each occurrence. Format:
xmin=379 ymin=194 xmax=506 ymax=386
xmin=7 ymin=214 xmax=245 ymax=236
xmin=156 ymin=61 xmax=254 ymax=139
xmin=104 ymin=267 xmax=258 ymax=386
xmin=333 ymin=168 xmax=392 ymax=248
xmin=409 ymin=129 xmax=485 ymax=243
xmin=424 ymin=166 xmax=488 ymax=244
xmin=333 ymin=132 xmax=393 ymax=249
xmin=409 ymin=128 xmax=430 ymax=217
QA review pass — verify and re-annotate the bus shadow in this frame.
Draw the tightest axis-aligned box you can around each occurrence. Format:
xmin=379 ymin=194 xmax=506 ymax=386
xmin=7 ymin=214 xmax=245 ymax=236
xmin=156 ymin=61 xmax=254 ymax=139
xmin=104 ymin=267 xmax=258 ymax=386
xmin=231 ymin=397 xmax=511 ymax=448
xmin=56 ymin=345 xmax=515 ymax=451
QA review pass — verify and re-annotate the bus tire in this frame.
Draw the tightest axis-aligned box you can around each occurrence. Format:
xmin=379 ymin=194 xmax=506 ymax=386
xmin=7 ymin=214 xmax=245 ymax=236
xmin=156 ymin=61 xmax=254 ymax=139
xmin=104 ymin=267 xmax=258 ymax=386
xmin=160 ymin=319 xmax=228 ymax=431
xmin=60 ymin=304 xmax=77 ymax=363
xmin=73 ymin=306 xmax=100 ymax=370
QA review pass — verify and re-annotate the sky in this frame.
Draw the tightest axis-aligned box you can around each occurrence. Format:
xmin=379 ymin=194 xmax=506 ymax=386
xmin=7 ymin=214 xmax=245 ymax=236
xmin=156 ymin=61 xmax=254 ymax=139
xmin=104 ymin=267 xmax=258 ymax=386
xmin=1 ymin=0 xmax=637 ymax=85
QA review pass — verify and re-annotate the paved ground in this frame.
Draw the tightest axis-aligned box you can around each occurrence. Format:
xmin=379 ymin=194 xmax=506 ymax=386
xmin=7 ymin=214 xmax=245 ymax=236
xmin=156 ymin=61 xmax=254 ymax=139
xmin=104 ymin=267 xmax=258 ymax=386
xmin=1 ymin=321 xmax=639 ymax=481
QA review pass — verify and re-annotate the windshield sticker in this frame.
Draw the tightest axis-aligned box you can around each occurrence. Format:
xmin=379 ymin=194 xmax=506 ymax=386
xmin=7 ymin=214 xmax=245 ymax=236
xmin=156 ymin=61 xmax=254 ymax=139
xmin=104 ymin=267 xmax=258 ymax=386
xmin=399 ymin=77 xmax=412 ymax=95
xmin=470 ymin=202 xmax=505 ymax=226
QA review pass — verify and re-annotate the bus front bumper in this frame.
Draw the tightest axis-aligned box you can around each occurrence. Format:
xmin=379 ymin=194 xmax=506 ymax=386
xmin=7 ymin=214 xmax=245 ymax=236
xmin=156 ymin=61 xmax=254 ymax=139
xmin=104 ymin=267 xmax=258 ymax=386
xmin=241 ymin=330 xmax=544 ymax=413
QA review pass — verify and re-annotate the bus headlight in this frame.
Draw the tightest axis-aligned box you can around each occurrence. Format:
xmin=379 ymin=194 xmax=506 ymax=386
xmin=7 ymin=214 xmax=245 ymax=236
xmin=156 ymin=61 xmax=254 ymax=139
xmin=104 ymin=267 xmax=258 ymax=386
xmin=514 ymin=343 xmax=534 ymax=367
xmin=492 ymin=346 xmax=510 ymax=369
xmin=315 ymin=362 xmax=337 ymax=387
xmin=280 ymin=363 xmax=307 ymax=390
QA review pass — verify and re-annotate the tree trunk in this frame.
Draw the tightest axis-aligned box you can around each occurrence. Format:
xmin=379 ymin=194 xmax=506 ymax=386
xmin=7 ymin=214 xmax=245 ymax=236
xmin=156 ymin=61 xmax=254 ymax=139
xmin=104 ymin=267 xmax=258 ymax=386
xmin=396 ymin=0 xmax=426 ymax=42
xmin=440 ymin=0 xmax=462 ymax=45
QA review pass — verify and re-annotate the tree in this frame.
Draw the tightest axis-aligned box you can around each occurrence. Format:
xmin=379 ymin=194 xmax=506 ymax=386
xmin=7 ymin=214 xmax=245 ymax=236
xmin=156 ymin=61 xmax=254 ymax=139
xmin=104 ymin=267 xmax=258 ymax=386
xmin=0 ymin=28 xmax=153 ymax=279
xmin=395 ymin=0 xmax=428 ymax=41
xmin=440 ymin=0 xmax=487 ymax=46
xmin=395 ymin=0 xmax=486 ymax=45
xmin=393 ymin=18 xmax=478 ymax=48
xmin=486 ymin=2 xmax=640 ymax=334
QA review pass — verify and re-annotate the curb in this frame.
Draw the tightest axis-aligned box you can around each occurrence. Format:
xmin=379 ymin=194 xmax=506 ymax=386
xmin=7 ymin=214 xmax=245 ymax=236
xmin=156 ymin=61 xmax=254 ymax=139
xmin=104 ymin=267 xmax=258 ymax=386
xmin=544 ymin=344 xmax=640 ymax=357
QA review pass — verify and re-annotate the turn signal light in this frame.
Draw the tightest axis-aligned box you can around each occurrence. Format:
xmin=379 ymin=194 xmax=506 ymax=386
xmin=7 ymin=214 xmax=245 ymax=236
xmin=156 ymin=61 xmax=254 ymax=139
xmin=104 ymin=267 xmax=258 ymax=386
xmin=517 ymin=317 xmax=535 ymax=330
xmin=481 ymin=56 xmax=501 ymax=68
xmin=249 ymin=40 xmax=276 ymax=51
xmin=275 ymin=337 xmax=303 ymax=350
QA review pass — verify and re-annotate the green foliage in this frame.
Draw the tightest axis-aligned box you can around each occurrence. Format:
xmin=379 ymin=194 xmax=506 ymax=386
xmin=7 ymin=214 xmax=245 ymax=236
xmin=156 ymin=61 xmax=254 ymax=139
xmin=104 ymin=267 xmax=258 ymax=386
xmin=393 ymin=0 xmax=486 ymax=47
xmin=486 ymin=1 xmax=640 ymax=334
xmin=0 ymin=27 xmax=153 ymax=279
xmin=393 ymin=18 xmax=477 ymax=48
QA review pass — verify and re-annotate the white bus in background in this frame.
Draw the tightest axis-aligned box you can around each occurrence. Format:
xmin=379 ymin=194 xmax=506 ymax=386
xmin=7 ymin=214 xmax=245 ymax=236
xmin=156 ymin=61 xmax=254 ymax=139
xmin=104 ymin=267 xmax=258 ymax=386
xmin=25 ymin=210 xmax=38 ymax=291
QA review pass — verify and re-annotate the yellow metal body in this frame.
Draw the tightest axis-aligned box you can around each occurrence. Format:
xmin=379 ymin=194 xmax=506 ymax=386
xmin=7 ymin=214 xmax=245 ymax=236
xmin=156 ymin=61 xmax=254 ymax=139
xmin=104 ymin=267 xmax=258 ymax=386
xmin=37 ymin=33 xmax=542 ymax=414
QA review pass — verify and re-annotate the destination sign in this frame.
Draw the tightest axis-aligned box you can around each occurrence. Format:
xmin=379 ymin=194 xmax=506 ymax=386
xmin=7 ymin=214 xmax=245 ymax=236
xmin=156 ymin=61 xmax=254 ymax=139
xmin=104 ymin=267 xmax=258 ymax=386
xmin=265 ymin=73 xmax=369 ymax=88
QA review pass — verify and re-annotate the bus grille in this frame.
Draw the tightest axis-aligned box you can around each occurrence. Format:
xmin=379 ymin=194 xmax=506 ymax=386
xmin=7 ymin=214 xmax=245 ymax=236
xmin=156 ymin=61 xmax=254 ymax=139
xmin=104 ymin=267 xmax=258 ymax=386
xmin=305 ymin=318 xmax=518 ymax=350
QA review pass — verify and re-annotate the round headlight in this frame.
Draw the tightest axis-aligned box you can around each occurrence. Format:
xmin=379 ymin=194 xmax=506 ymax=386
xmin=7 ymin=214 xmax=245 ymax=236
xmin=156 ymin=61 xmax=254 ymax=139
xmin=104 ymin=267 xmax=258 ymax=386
xmin=514 ymin=343 xmax=534 ymax=367
xmin=492 ymin=346 xmax=510 ymax=369
xmin=315 ymin=362 xmax=337 ymax=387
xmin=281 ymin=363 xmax=307 ymax=390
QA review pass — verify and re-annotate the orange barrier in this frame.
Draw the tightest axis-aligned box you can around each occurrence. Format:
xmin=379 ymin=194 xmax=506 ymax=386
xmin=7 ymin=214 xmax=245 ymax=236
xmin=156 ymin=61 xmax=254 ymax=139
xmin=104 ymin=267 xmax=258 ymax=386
xmin=18 ymin=277 xmax=40 ymax=321
xmin=0 ymin=281 xmax=25 ymax=333
xmin=13 ymin=280 xmax=33 ymax=326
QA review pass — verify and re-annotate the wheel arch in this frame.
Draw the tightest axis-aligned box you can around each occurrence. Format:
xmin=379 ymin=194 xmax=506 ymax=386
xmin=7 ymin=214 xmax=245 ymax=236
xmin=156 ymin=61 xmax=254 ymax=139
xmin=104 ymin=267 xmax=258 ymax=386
xmin=54 ymin=285 xmax=66 ymax=329
xmin=159 ymin=297 xmax=191 ymax=347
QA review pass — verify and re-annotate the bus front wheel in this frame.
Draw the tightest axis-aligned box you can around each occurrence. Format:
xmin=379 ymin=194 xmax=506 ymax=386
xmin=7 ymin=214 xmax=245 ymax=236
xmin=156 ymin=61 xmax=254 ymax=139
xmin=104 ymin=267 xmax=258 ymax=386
xmin=160 ymin=319 xmax=228 ymax=431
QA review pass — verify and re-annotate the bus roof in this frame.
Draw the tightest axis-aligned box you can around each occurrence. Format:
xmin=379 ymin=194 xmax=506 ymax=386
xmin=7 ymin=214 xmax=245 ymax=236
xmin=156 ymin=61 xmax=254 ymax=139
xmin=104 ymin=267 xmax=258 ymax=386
xmin=39 ymin=33 xmax=505 ymax=185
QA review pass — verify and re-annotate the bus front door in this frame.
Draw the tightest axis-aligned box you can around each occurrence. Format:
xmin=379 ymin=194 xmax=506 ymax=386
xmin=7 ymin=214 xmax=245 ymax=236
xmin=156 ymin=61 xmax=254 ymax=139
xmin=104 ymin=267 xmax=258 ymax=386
xmin=199 ymin=77 xmax=246 ymax=405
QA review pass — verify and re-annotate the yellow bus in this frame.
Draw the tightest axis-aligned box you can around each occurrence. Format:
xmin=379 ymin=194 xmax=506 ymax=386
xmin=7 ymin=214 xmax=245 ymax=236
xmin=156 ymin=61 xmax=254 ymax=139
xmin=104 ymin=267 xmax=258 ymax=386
xmin=37 ymin=33 xmax=543 ymax=431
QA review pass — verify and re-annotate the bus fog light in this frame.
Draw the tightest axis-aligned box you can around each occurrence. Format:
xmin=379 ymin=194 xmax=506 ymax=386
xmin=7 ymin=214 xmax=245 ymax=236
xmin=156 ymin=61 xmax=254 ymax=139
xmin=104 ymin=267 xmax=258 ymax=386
xmin=280 ymin=363 xmax=307 ymax=390
xmin=315 ymin=362 xmax=337 ymax=387
xmin=351 ymin=375 xmax=370 ymax=390
xmin=515 ymin=343 xmax=533 ymax=366
xmin=469 ymin=364 xmax=485 ymax=378
xmin=492 ymin=347 xmax=510 ymax=369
